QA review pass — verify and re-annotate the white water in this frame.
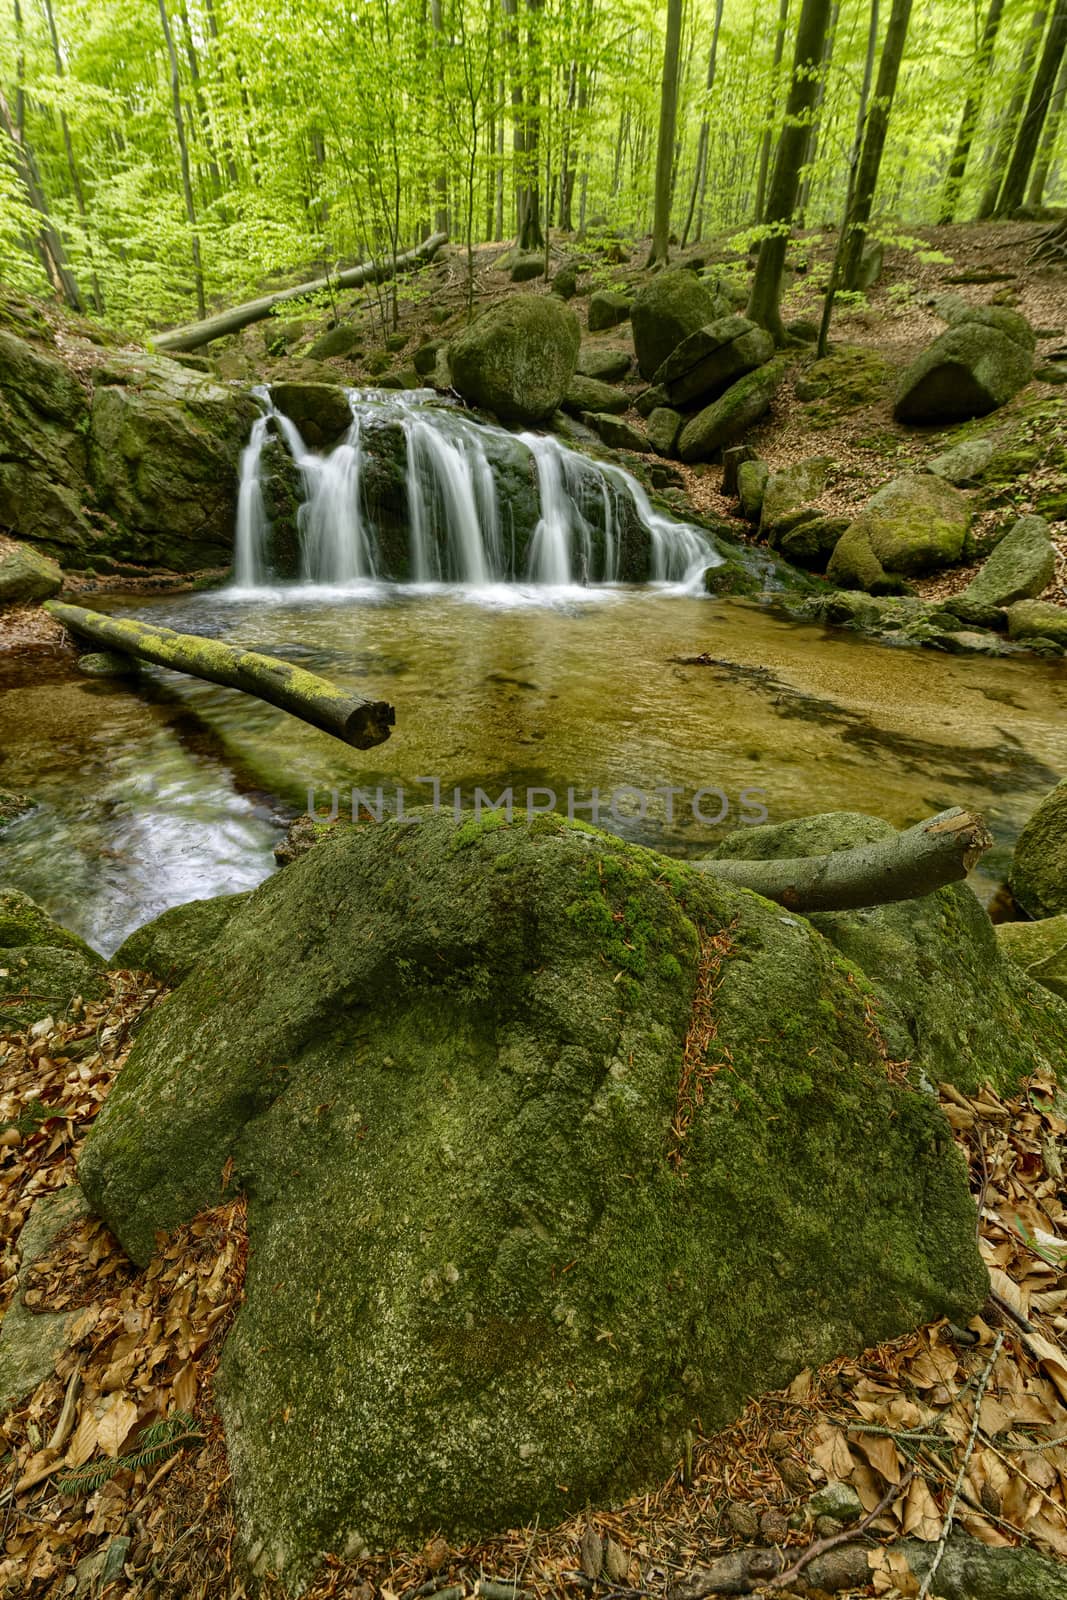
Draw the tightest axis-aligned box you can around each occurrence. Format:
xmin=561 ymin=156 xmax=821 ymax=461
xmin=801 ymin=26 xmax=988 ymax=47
xmin=234 ymin=386 xmax=720 ymax=594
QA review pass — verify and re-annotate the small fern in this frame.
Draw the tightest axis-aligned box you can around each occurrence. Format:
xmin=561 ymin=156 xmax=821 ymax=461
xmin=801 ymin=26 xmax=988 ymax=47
xmin=58 ymin=1411 xmax=202 ymax=1497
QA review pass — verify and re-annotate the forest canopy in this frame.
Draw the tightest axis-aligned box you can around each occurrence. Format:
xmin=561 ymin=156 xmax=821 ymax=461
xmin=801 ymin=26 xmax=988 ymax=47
xmin=0 ymin=0 xmax=1065 ymax=333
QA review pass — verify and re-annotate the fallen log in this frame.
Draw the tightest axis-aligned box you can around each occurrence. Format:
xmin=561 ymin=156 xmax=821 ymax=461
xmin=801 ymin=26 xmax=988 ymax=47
xmin=695 ymin=807 xmax=992 ymax=912
xmin=44 ymin=601 xmax=395 ymax=750
xmin=153 ymin=232 xmax=448 ymax=352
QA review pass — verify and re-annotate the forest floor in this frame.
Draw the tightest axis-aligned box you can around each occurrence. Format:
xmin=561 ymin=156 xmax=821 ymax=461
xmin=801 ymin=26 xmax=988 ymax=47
xmin=4 ymin=975 xmax=1067 ymax=1599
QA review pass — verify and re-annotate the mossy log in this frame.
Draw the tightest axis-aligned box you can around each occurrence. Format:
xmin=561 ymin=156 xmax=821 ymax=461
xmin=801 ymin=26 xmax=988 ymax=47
xmin=44 ymin=601 xmax=395 ymax=750
xmin=697 ymin=807 xmax=992 ymax=912
xmin=153 ymin=232 xmax=448 ymax=352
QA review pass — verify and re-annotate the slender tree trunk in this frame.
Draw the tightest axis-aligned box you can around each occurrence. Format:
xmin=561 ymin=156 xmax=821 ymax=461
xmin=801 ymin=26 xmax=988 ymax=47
xmin=680 ymin=0 xmax=725 ymax=248
xmin=158 ymin=0 xmax=206 ymax=318
xmin=796 ymin=1 xmax=840 ymax=226
xmin=1028 ymin=40 xmax=1067 ymax=202
xmin=754 ymin=0 xmax=791 ymax=224
xmin=841 ymin=0 xmax=914 ymax=291
xmin=939 ymin=0 xmax=1006 ymax=223
xmin=977 ymin=4 xmax=1048 ymax=218
xmin=648 ymin=0 xmax=683 ymax=265
xmin=175 ymin=0 xmax=222 ymax=199
xmin=201 ymin=0 xmax=240 ymax=187
xmin=495 ymin=76 xmax=505 ymax=237
xmin=817 ymin=0 xmax=879 ymax=356
xmin=430 ymin=0 xmax=450 ymax=233
xmin=997 ymin=0 xmax=1067 ymax=214
xmin=747 ymin=0 xmax=836 ymax=342
xmin=40 ymin=0 xmax=104 ymax=312
xmin=0 ymin=82 xmax=83 ymax=309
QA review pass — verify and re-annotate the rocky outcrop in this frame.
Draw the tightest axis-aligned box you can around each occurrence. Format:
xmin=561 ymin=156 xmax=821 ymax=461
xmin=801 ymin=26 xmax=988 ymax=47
xmin=958 ymin=514 xmax=1055 ymax=609
xmin=449 ymin=295 xmax=580 ymax=423
xmin=1011 ymin=780 xmax=1067 ymax=919
xmin=677 ymin=359 xmax=787 ymax=463
xmin=894 ymin=307 xmax=1035 ymax=424
xmin=0 ymin=539 xmax=62 ymax=603
xmin=76 ymin=811 xmax=1010 ymax=1579
xmin=0 ymin=888 xmax=105 ymax=1031
xmin=630 ymin=270 xmax=725 ymax=379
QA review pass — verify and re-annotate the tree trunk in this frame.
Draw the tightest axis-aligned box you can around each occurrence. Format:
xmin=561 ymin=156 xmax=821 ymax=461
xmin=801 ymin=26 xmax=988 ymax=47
xmin=996 ymin=0 xmax=1067 ymax=214
xmin=680 ymin=0 xmax=725 ymax=248
xmin=430 ymin=0 xmax=451 ymax=234
xmin=816 ymin=0 xmax=880 ymax=356
xmin=841 ymin=0 xmax=914 ymax=291
xmin=44 ymin=603 xmax=396 ymax=751
xmin=977 ymin=4 xmax=1048 ymax=219
xmin=1028 ymin=42 xmax=1067 ymax=203
xmin=0 ymin=83 xmax=83 ymax=311
xmin=154 ymin=232 xmax=447 ymax=350
xmin=754 ymin=0 xmax=791 ymax=224
xmin=696 ymin=808 xmax=992 ymax=913
xmin=747 ymin=0 xmax=836 ymax=343
xmin=648 ymin=0 xmax=683 ymax=266
xmin=41 ymin=0 xmax=105 ymax=313
xmin=939 ymin=0 xmax=1006 ymax=224
xmin=796 ymin=0 xmax=840 ymax=226
xmin=158 ymin=0 xmax=206 ymax=320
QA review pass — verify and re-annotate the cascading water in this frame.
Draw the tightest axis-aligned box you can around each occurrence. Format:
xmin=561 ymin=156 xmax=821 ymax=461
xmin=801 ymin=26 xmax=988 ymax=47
xmin=233 ymin=386 xmax=720 ymax=591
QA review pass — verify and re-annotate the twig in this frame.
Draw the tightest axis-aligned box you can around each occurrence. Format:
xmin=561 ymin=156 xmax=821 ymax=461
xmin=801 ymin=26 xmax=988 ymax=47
xmin=47 ymin=1367 xmax=82 ymax=1454
xmin=764 ymin=1467 xmax=913 ymax=1592
xmin=917 ymin=1331 xmax=1004 ymax=1600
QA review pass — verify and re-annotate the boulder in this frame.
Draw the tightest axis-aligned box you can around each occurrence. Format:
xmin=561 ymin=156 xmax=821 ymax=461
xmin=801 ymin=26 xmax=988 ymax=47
xmin=778 ymin=514 xmax=849 ymax=571
xmin=0 ymin=1187 xmax=91 ymax=1410
xmin=551 ymin=263 xmax=579 ymax=300
xmin=0 ymin=327 xmax=94 ymax=556
xmin=677 ymin=359 xmax=787 ymax=463
xmin=631 ymin=270 xmax=724 ymax=379
xmin=927 ymin=437 xmax=994 ymax=487
xmin=1011 ymin=780 xmax=1067 ymax=918
xmin=449 ymin=295 xmax=581 ymax=424
xmin=854 ymin=240 xmax=885 ymax=290
xmin=561 ymin=376 xmax=630 ymax=417
xmin=581 ymin=412 xmax=650 ymax=452
xmin=646 ymin=406 xmax=683 ymax=457
xmin=576 ymin=345 xmax=632 ymax=382
xmin=305 ymin=324 xmax=363 ymax=362
xmin=1006 ymin=599 xmax=1067 ymax=648
xmin=0 ymin=539 xmax=62 ymax=604
xmin=510 ymin=252 xmax=545 ymax=283
xmin=825 ymin=526 xmax=901 ymax=595
xmin=836 ymin=472 xmax=971 ymax=577
xmin=934 ymin=298 xmax=1036 ymax=351
xmin=76 ymin=651 xmax=132 ymax=678
xmin=413 ymin=340 xmax=445 ymax=376
xmin=267 ymin=382 xmax=353 ymax=447
xmin=996 ymin=915 xmax=1067 ymax=1004
xmin=737 ymin=459 xmax=770 ymax=521
xmin=959 ymin=514 xmax=1055 ymax=609
xmin=635 ymin=384 xmax=668 ymax=417
xmin=80 ymin=813 xmax=989 ymax=1579
xmin=653 ymin=316 xmax=774 ymax=405
xmin=112 ymin=891 xmax=254 ymax=984
xmin=793 ymin=347 xmax=892 ymax=413
xmin=587 ymin=291 xmax=632 ymax=333
xmin=0 ymin=887 xmax=105 ymax=1031
xmin=894 ymin=323 xmax=1034 ymax=424
xmin=759 ymin=457 xmax=831 ymax=546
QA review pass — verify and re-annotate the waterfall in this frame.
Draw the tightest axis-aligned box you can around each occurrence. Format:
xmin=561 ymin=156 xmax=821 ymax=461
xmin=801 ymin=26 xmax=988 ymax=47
xmin=234 ymin=387 xmax=720 ymax=591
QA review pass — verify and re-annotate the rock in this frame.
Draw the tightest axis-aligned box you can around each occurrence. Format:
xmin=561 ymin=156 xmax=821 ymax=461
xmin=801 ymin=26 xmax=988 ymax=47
xmin=778 ymin=515 xmax=849 ymax=570
xmin=899 ymin=1533 xmax=1067 ymax=1600
xmin=414 ymin=340 xmax=446 ymax=376
xmin=630 ymin=270 xmax=723 ymax=379
xmin=836 ymin=472 xmax=971 ymax=578
xmin=653 ymin=316 xmax=774 ymax=405
xmin=385 ymin=332 xmax=407 ymax=353
xmin=510 ymin=252 xmax=545 ymax=283
xmin=934 ymin=298 xmax=1036 ymax=351
xmin=0 ymin=539 xmax=62 ymax=604
xmin=894 ymin=323 xmax=1034 ymax=424
xmin=561 ymin=377 xmax=630 ymax=417
xmin=576 ymin=345 xmax=631 ymax=382
xmin=1011 ymin=780 xmax=1067 ymax=918
xmin=808 ymin=1481 xmax=863 ymax=1524
xmin=0 ymin=1187 xmax=90 ymax=1409
xmin=581 ymin=412 xmax=650 ymax=452
xmin=80 ymin=812 xmax=989 ymax=1578
xmin=793 ymin=346 xmax=892 ymax=413
xmin=940 ymin=594 xmax=1005 ymax=631
xmin=826 ymin=527 xmax=902 ymax=595
xmin=0 ymin=788 xmax=32 ymax=829
xmin=677 ymin=359 xmax=787 ymax=463
xmin=928 ymin=437 xmax=995 ymax=486
xmin=268 ymin=382 xmax=352 ymax=447
xmin=760 ymin=456 xmax=831 ymax=546
xmin=721 ymin=444 xmax=757 ymax=498
xmin=551 ymin=264 xmax=579 ymax=300
xmin=737 ymin=459 xmax=770 ymax=521
xmin=996 ymin=915 xmax=1067 ymax=1004
xmin=786 ymin=318 xmax=819 ymax=343
xmin=1037 ymin=360 xmax=1067 ymax=384
xmin=710 ymin=811 xmax=1067 ymax=1089
xmin=306 ymin=324 xmax=363 ymax=362
xmin=0 ymin=326 xmax=95 ymax=556
xmin=587 ymin=291 xmax=632 ymax=333
xmin=449 ymin=295 xmax=580 ymax=423
xmin=1006 ymin=599 xmax=1067 ymax=648
xmin=646 ymin=407 xmax=683 ymax=457
xmin=699 ymin=272 xmax=748 ymax=308
xmin=959 ymin=514 xmax=1055 ymax=609
xmin=0 ymin=888 xmax=106 ymax=1031
xmin=75 ymin=651 xmax=132 ymax=677
xmin=112 ymin=892 xmax=254 ymax=984
xmin=635 ymin=384 xmax=669 ymax=417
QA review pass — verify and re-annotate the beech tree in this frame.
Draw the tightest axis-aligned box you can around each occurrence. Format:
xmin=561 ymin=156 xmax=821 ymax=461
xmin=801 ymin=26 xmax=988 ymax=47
xmin=841 ymin=0 xmax=914 ymax=290
xmin=648 ymin=0 xmax=683 ymax=265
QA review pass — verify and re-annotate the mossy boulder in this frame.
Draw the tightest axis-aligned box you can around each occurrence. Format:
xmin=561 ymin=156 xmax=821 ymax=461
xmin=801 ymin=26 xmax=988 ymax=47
xmin=0 ymin=327 xmax=94 ymax=556
xmin=894 ymin=323 xmax=1034 ymax=424
xmin=112 ymin=891 xmax=253 ymax=984
xmin=677 ymin=359 xmax=787 ymax=464
xmin=631 ymin=271 xmax=724 ymax=379
xmin=760 ymin=456 xmax=831 ymax=546
xmin=576 ymin=344 xmax=631 ymax=382
xmin=1011 ymin=780 xmax=1067 ymax=918
xmin=646 ymin=406 xmax=683 ymax=457
xmin=582 ymin=412 xmax=649 ymax=452
xmin=793 ymin=347 xmax=892 ymax=422
xmin=959 ymin=514 xmax=1055 ymax=609
xmin=587 ymin=291 xmax=633 ymax=333
xmin=1006 ymin=599 xmax=1067 ymax=648
xmin=710 ymin=811 xmax=1067 ymax=1090
xmin=0 ymin=888 xmax=105 ymax=1031
xmin=80 ymin=813 xmax=987 ymax=1580
xmin=996 ymin=915 xmax=1067 ymax=1005
xmin=267 ymin=382 xmax=353 ymax=447
xmin=76 ymin=651 xmax=132 ymax=678
xmin=305 ymin=324 xmax=363 ymax=362
xmin=449 ymin=295 xmax=581 ymax=423
xmin=778 ymin=514 xmax=849 ymax=571
xmin=561 ymin=376 xmax=629 ymax=416
xmin=737 ymin=459 xmax=770 ymax=521
xmin=654 ymin=316 xmax=774 ymax=406
xmin=833 ymin=472 xmax=971 ymax=581
xmin=0 ymin=1187 xmax=91 ymax=1409
xmin=0 ymin=539 xmax=63 ymax=604
xmin=928 ymin=437 xmax=995 ymax=487
xmin=825 ymin=526 xmax=899 ymax=595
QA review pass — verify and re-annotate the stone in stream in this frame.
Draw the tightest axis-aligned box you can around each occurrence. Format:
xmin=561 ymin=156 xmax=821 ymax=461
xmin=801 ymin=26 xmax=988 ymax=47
xmin=996 ymin=915 xmax=1067 ymax=1005
xmin=1005 ymin=598 xmax=1067 ymax=649
xmin=112 ymin=891 xmax=254 ymax=985
xmin=0 ymin=888 xmax=105 ymax=1031
xmin=77 ymin=810 xmax=1065 ymax=1579
xmin=0 ymin=788 xmax=33 ymax=829
xmin=677 ymin=359 xmax=788 ymax=463
xmin=561 ymin=376 xmax=629 ymax=417
xmin=630 ymin=270 xmax=725 ymax=379
xmin=448 ymin=294 xmax=581 ymax=423
xmin=958 ymin=514 xmax=1055 ymax=610
xmin=586 ymin=290 xmax=632 ymax=333
xmin=1011 ymin=779 xmax=1067 ymax=919
xmin=0 ymin=538 xmax=63 ymax=604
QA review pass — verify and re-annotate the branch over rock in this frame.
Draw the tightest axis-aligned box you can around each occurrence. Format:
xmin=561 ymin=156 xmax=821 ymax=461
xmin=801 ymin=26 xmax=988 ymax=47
xmin=44 ymin=601 xmax=394 ymax=749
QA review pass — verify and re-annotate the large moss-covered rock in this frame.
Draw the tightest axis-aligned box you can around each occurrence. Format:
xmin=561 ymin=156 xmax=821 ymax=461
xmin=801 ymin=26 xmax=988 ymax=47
xmin=1011 ymin=780 xmax=1067 ymax=918
xmin=112 ymin=891 xmax=253 ymax=984
xmin=587 ymin=291 xmax=632 ymax=333
xmin=0 ymin=538 xmax=62 ymax=603
xmin=760 ymin=456 xmax=831 ymax=545
xmin=80 ymin=814 xmax=989 ymax=1579
xmin=677 ymin=359 xmax=787 ymax=463
xmin=1006 ymin=599 xmax=1067 ymax=647
xmin=653 ymin=317 xmax=774 ymax=406
xmin=449 ymin=295 xmax=580 ymax=423
xmin=711 ymin=812 xmax=1067 ymax=1090
xmin=0 ymin=888 xmax=105 ymax=1031
xmin=894 ymin=323 xmax=1034 ymax=424
xmin=631 ymin=271 xmax=723 ymax=379
xmin=561 ymin=376 xmax=629 ymax=416
xmin=959 ymin=514 xmax=1055 ymax=609
xmin=996 ymin=915 xmax=1067 ymax=1004
xmin=576 ymin=344 xmax=631 ymax=382
xmin=0 ymin=327 xmax=94 ymax=555
xmin=267 ymin=382 xmax=353 ymax=446
xmin=834 ymin=472 xmax=970 ymax=579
